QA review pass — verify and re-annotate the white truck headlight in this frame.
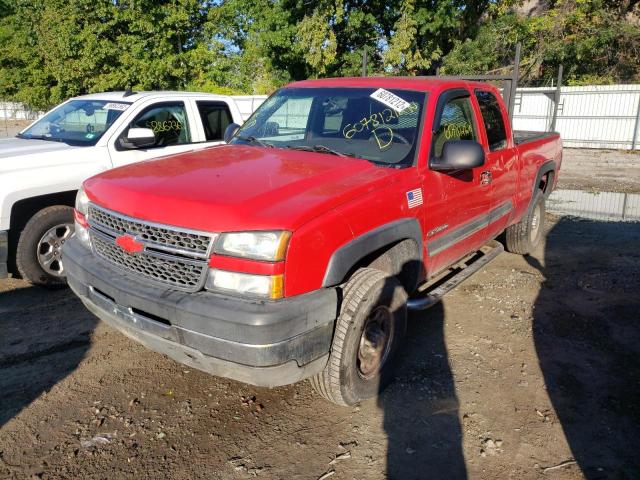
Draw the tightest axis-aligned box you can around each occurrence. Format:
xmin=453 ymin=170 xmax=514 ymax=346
xmin=214 ymin=231 xmax=290 ymax=261
xmin=75 ymin=186 xmax=90 ymax=216
xmin=206 ymin=270 xmax=284 ymax=299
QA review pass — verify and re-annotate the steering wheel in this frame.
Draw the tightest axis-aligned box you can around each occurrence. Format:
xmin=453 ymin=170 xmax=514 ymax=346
xmin=368 ymin=130 xmax=411 ymax=151
xmin=392 ymin=132 xmax=410 ymax=145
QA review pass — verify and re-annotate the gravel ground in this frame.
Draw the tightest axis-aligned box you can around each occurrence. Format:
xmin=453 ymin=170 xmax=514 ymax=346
xmin=558 ymin=149 xmax=640 ymax=193
xmin=1 ymin=214 xmax=639 ymax=479
xmin=0 ymin=119 xmax=31 ymax=138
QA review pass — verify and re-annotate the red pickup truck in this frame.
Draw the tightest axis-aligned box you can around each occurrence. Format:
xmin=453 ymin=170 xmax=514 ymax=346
xmin=64 ymin=77 xmax=561 ymax=405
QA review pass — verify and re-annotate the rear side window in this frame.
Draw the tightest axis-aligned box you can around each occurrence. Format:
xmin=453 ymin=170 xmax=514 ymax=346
xmin=475 ymin=91 xmax=508 ymax=151
xmin=197 ymin=101 xmax=233 ymax=141
xmin=433 ymin=96 xmax=478 ymax=157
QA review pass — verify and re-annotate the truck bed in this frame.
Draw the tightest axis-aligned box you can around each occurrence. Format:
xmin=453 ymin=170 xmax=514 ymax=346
xmin=513 ymin=130 xmax=558 ymax=145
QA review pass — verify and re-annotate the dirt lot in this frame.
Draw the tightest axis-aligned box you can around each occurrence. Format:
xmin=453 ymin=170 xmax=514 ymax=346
xmin=558 ymin=149 xmax=640 ymax=193
xmin=1 ymin=214 xmax=639 ymax=479
xmin=0 ymin=119 xmax=31 ymax=138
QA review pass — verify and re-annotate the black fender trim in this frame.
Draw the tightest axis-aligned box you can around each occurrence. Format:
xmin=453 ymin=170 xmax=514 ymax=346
xmin=534 ymin=160 xmax=557 ymax=197
xmin=322 ymin=218 xmax=423 ymax=287
xmin=527 ymin=160 xmax=556 ymax=215
xmin=0 ymin=230 xmax=7 ymax=278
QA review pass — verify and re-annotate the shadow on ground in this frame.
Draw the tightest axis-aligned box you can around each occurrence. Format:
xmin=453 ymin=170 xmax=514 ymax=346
xmin=0 ymin=283 xmax=96 ymax=427
xmin=379 ymin=301 xmax=466 ymax=479
xmin=527 ymin=218 xmax=640 ymax=478
xmin=377 ymin=216 xmax=640 ymax=479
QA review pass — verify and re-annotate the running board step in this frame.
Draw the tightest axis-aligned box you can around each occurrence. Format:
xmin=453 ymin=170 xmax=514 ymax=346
xmin=407 ymin=240 xmax=504 ymax=311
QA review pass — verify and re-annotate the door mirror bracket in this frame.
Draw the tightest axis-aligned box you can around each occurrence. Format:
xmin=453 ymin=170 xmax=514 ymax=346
xmin=224 ymin=123 xmax=241 ymax=143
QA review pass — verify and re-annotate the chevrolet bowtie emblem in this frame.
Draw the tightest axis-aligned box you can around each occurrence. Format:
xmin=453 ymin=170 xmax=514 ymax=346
xmin=115 ymin=234 xmax=144 ymax=254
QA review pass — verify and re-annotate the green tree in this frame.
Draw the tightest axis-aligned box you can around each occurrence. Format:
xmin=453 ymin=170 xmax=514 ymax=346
xmin=440 ymin=0 xmax=640 ymax=85
xmin=1 ymin=0 xmax=226 ymax=109
xmin=1 ymin=0 xmax=638 ymax=109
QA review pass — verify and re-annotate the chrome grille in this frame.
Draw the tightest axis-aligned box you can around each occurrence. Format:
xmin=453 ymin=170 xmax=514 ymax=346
xmin=87 ymin=204 xmax=215 ymax=292
xmin=88 ymin=205 xmax=212 ymax=258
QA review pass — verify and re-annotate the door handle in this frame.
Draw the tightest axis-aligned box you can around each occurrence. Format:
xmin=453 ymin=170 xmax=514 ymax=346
xmin=480 ymin=170 xmax=492 ymax=185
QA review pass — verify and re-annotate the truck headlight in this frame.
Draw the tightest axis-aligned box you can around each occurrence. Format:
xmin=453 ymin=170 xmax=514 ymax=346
xmin=73 ymin=187 xmax=91 ymax=248
xmin=74 ymin=216 xmax=91 ymax=248
xmin=75 ymin=186 xmax=90 ymax=216
xmin=206 ymin=270 xmax=284 ymax=299
xmin=214 ymin=231 xmax=290 ymax=261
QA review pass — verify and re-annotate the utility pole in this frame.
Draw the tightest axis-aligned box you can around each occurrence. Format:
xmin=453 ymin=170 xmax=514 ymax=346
xmin=550 ymin=64 xmax=564 ymax=132
xmin=507 ymin=42 xmax=521 ymax=120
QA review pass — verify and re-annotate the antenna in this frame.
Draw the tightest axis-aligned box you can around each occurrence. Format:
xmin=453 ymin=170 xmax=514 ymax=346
xmin=123 ymin=89 xmax=136 ymax=98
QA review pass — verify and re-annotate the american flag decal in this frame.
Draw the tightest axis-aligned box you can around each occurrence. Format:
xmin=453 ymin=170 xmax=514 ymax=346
xmin=406 ymin=188 xmax=423 ymax=208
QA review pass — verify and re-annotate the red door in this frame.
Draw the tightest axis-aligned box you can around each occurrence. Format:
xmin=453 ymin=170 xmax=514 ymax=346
xmin=474 ymin=89 xmax=518 ymax=237
xmin=421 ymin=88 xmax=492 ymax=277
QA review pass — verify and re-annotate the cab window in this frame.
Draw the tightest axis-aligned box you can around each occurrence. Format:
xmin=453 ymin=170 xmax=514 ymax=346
xmin=475 ymin=91 xmax=508 ymax=151
xmin=123 ymin=102 xmax=191 ymax=148
xmin=197 ymin=101 xmax=232 ymax=141
xmin=433 ymin=96 xmax=477 ymax=157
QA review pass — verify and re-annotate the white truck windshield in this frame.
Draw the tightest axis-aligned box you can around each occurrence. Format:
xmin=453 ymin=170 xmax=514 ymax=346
xmin=18 ymin=100 xmax=130 ymax=146
xmin=232 ymin=87 xmax=427 ymax=166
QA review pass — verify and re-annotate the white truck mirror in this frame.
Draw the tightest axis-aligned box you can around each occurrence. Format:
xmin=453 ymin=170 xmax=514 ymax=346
xmin=125 ymin=127 xmax=156 ymax=148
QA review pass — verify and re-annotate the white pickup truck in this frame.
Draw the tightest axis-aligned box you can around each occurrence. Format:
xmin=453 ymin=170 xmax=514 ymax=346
xmin=0 ymin=91 xmax=265 ymax=285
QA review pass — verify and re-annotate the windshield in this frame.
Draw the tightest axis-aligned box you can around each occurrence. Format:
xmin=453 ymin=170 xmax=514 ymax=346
xmin=18 ymin=99 xmax=130 ymax=146
xmin=231 ymin=87 xmax=427 ymax=166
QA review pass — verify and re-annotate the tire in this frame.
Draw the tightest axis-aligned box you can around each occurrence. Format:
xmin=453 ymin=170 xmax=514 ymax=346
xmin=16 ymin=205 xmax=74 ymax=286
xmin=505 ymin=190 xmax=545 ymax=255
xmin=310 ymin=268 xmax=407 ymax=406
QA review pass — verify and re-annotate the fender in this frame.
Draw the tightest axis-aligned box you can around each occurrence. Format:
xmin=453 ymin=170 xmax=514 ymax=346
xmin=534 ymin=160 xmax=557 ymax=198
xmin=322 ymin=218 xmax=423 ymax=287
xmin=526 ymin=159 xmax=556 ymax=216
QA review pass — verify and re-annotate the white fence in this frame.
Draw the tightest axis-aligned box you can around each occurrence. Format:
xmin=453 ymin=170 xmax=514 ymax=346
xmin=0 ymin=101 xmax=40 ymax=120
xmin=231 ymin=95 xmax=267 ymax=121
xmin=512 ymin=84 xmax=640 ymax=150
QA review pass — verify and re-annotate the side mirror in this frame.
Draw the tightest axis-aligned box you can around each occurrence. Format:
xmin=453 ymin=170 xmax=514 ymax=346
xmin=124 ymin=127 xmax=156 ymax=149
xmin=430 ymin=140 xmax=485 ymax=172
xmin=224 ymin=123 xmax=240 ymax=143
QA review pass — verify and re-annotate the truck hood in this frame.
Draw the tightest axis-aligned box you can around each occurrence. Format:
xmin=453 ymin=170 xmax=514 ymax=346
xmin=0 ymin=137 xmax=85 ymax=173
xmin=84 ymin=145 xmax=397 ymax=232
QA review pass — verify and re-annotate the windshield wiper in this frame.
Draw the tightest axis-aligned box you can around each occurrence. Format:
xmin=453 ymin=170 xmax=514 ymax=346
xmin=235 ymin=135 xmax=273 ymax=148
xmin=16 ymin=133 xmax=62 ymax=142
xmin=285 ymin=144 xmax=355 ymax=158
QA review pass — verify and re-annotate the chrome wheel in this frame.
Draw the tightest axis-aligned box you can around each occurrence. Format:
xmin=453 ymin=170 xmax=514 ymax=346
xmin=37 ymin=223 xmax=73 ymax=277
xmin=357 ymin=305 xmax=395 ymax=379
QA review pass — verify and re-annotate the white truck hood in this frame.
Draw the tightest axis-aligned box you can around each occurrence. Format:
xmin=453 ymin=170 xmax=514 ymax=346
xmin=0 ymin=137 xmax=87 ymax=173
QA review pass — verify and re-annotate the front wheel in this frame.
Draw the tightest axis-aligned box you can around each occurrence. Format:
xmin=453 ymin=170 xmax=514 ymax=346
xmin=310 ymin=268 xmax=407 ymax=406
xmin=16 ymin=205 xmax=74 ymax=286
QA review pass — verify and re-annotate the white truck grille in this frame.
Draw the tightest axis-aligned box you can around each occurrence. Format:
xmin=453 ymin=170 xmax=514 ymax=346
xmin=87 ymin=204 xmax=215 ymax=292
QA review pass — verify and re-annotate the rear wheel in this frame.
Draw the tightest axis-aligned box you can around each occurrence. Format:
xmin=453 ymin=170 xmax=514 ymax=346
xmin=16 ymin=205 xmax=74 ymax=286
xmin=505 ymin=190 xmax=545 ymax=255
xmin=310 ymin=268 xmax=407 ymax=406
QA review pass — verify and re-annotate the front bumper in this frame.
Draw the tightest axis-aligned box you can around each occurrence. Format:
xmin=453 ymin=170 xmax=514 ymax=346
xmin=63 ymin=236 xmax=337 ymax=387
xmin=0 ymin=230 xmax=8 ymax=278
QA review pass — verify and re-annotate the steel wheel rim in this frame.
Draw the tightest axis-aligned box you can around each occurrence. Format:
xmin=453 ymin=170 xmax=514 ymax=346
xmin=357 ymin=305 xmax=394 ymax=380
xmin=37 ymin=223 xmax=74 ymax=277
xmin=530 ymin=203 xmax=542 ymax=243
